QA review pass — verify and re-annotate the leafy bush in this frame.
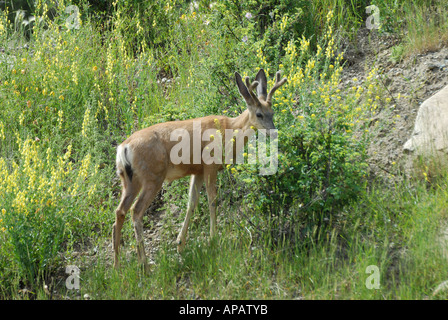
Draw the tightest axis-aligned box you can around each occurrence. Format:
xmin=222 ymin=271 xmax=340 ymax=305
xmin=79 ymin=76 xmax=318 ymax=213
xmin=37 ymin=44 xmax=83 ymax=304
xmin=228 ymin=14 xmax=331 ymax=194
xmin=0 ymin=137 xmax=99 ymax=285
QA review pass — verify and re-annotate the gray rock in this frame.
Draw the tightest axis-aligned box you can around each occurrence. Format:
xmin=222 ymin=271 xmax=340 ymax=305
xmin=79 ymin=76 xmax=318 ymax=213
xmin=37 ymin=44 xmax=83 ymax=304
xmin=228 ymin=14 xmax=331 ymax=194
xmin=404 ymin=84 xmax=448 ymax=155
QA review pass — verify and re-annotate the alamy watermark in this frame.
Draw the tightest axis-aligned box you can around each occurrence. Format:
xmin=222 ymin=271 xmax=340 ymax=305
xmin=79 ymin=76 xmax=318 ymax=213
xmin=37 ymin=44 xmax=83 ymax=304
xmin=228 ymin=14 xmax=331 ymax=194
xmin=365 ymin=265 xmax=380 ymax=289
xmin=65 ymin=5 xmax=81 ymax=30
xmin=65 ymin=265 xmax=80 ymax=290
xmin=366 ymin=5 xmax=380 ymax=30
xmin=169 ymin=120 xmax=278 ymax=175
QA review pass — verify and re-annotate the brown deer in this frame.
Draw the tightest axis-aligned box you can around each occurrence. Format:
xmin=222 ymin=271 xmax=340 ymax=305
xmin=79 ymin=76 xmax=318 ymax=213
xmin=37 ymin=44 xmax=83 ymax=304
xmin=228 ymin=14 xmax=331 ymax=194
xmin=112 ymin=69 xmax=287 ymax=270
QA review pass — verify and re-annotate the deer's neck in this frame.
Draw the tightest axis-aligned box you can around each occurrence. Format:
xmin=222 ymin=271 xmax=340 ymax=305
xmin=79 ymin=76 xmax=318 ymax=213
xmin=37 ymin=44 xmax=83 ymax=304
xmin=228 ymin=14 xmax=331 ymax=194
xmin=230 ymin=109 xmax=251 ymax=131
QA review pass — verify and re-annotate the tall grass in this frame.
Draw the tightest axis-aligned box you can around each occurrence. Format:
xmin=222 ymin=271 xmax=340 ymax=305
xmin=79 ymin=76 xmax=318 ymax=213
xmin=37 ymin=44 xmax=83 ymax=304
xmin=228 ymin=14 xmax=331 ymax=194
xmin=403 ymin=0 xmax=448 ymax=55
xmin=60 ymin=172 xmax=448 ymax=300
xmin=372 ymin=0 xmax=448 ymax=59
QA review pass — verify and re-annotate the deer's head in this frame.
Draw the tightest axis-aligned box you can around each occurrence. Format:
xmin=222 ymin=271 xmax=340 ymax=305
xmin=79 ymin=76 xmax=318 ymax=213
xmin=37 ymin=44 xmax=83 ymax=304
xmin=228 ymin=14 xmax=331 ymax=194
xmin=235 ymin=69 xmax=287 ymax=130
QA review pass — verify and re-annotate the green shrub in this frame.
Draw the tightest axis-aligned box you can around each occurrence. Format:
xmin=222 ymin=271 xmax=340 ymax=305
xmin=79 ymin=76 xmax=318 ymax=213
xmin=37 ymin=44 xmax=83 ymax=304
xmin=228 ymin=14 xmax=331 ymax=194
xmin=0 ymin=137 xmax=99 ymax=286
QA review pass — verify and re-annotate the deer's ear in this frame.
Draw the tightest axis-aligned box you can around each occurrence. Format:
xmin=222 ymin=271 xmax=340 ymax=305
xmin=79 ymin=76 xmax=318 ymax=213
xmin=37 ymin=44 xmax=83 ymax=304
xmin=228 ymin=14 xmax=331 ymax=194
xmin=255 ymin=69 xmax=267 ymax=100
xmin=235 ymin=72 xmax=253 ymax=104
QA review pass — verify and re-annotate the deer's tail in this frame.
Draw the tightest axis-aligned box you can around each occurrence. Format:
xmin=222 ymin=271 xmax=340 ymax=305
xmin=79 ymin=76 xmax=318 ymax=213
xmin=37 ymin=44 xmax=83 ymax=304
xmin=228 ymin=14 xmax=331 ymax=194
xmin=116 ymin=144 xmax=133 ymax=182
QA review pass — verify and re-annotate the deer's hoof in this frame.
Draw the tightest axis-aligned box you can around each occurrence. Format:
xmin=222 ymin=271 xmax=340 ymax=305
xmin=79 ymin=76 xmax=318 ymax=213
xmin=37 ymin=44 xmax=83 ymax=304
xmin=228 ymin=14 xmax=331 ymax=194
xmin=177 ymin=239 xmax=185 ymax=253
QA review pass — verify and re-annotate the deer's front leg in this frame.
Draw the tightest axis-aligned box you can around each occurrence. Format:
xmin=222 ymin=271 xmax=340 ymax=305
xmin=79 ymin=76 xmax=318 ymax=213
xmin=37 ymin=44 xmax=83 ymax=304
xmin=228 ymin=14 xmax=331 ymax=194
xmin=177 ymin=174 xmax=204 ymax=253
xmin=204 ymin=168 xmax=218 ymax=239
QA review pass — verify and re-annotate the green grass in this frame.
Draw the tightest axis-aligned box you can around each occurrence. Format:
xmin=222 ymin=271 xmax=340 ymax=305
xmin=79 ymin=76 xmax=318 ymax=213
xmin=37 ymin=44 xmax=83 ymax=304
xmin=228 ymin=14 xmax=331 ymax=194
xmin=53 ymin=173 xmax=448 ymax=300
xmin=1 ymin=0 xmax=448 ymax=300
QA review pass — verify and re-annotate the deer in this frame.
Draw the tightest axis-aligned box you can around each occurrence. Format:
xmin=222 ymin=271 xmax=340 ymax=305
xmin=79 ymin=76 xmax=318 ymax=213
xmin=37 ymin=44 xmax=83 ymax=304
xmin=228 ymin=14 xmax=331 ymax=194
xmin=112 ymin=68 xmax=287 ymax=270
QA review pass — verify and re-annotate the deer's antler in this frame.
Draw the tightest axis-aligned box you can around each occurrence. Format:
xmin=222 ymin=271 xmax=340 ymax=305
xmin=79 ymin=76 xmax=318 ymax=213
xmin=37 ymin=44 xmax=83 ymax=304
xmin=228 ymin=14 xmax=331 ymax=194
xmin=245 ymin=76 xmax=260 ymax=103
xmin=266 ymin=71 xmax=287 ymax=105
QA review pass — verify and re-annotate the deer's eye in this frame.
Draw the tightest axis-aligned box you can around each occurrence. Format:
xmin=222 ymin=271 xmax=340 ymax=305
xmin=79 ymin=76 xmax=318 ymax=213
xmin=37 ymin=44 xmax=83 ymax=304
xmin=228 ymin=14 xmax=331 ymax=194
xmin=256 ymin=113 xmax=263 ymax=119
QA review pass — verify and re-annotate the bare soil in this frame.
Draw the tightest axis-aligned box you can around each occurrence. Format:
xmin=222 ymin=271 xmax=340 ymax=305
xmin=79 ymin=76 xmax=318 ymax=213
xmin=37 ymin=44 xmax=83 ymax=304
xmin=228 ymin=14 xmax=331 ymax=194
xmin=341 ymin=28 xmax=448 ymax=180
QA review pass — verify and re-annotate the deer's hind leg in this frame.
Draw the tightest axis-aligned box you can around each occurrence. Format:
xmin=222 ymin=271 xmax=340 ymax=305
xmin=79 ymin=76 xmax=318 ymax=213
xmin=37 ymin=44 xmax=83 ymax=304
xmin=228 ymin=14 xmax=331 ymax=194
xmin=131 ymin=178 xmax=164 ymax=271
xmin=113 ymin=179 xmax=141 ymax=269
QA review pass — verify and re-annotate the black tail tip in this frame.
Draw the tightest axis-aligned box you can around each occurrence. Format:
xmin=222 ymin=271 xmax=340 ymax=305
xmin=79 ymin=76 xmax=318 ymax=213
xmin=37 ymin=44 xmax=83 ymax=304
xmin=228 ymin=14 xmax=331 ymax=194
xmin=125 ymin=164 xmax=133 ymax=181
